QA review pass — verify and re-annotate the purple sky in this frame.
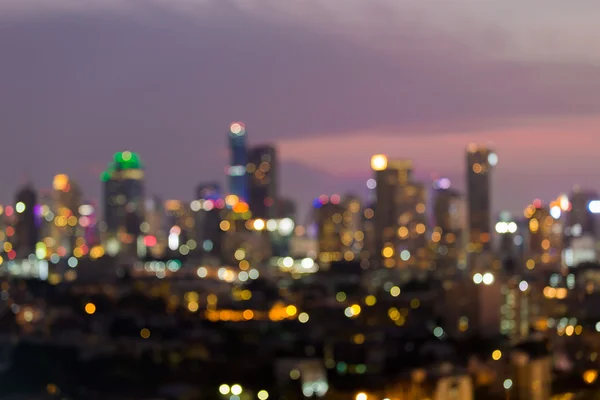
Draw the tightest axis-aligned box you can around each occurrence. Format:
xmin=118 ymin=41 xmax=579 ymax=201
xmin=1 ymin=0 xmax=600 ymax=220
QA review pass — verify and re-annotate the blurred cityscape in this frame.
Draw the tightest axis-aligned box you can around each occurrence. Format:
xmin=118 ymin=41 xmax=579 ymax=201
xmin=1 ymin=122 xmax=600 ymax=399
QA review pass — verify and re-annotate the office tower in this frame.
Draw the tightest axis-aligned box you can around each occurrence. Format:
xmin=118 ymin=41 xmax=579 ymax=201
xmin=193 ymin=198 xmax=225 ymax=262
xmin=164 ymin=200 xmax=196 ymax=256
xmin=248 ymin=145 xmax=277 ymax=219
xmin=228 ymin=122 xmax=248 ymax=201
xmin=51 ymin=174 xmax=84 ymax=256
xmin=143 ymin=196 xmax=166 ymax=258
xmin=314 ymin=196 xmax=344 ymax=264
xmin=372 ymin=155 xmax=428 ymax=271
xmin=524 ymin=200 xmax=562 ymax=271
xmin=432 ymin=179 xmax=466 ymax=275
xmin=100 ymin=151 xmax=145 ymax=255
xmin=466 ymin=144 xmax=497 ymax=254
xmin=195 ymin=182 xmax=221 ymax=201
xmin=314 ymin=194 xmax=363 ymax=264
xmin=14 ymin=184 xmax=38 ymax=258
xmin=494 ymin=211 xmax=519 ymax=261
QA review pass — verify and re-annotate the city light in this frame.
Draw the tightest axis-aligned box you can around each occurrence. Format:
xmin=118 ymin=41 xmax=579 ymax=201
xmin=370 ymin=154 xmax=388 ymax=171
xmin=589 ymin=200 xmax=600 ymax=214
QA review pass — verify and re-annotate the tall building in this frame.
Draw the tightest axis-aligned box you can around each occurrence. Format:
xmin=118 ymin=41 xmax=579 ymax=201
xmin=466 ymin=144 xmax=497 ymax=255
xmin=314 ymin=194 xmax=364 ymax=264
xmin=100 ymin=151 xmax=145 ymax=255
xmin=51 ymin=174 xmax=84 ymax=256
xmin=432 ymin=179 xmax=466 ymax=275
xmin=228 ymin=122 xmax=248 ymax=201
xmin=14 ymin=185 xmax=38 ymax=258
xmin=524 ymin=200 xmax=562 ymax=272
xmin=372 ymin=155 xmax=429 ymax=271
xmin=248 ymin=145 xmax=277 ymax=219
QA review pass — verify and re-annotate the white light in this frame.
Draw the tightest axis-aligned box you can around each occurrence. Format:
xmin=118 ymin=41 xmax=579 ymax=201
xmin=168 ymin=233 xmax=179 ymax=251
xmin=482 ymin=272 xmax=494 ymax=285
xmin=495 ymin=222 xmax=508 ymax=234
xmin=433 ymin=326 xmax=444 ymax=338
xmin=519 ymin=281 xmax=528 ymax=292
xmin=550 ymin=206 xmax=562 ymax=219
xmin=301 ymin=258 xmax=314 ymax=269
xmin=238 ymin=271 xmax=248 ymax=282
xmin=266 ymin=219 xmax=277 ymax=231
xmin=248 ymin=269 xmax=259 ymax=279
xmin=282 ymin=257 xmax=294 ymax=268
xmin=488 ymin=152 xmax=498 ymax=166
xmin=231 ymin=385 xmax=242 ymax=396
xmin=197 ymin=267 xmax=207 ymax=278
xmin=356 ymin=393 xmax=367 ymax=400
xmin=589 ymin=201 xmax=600 ymax=214
xmin=78 ymin=204 xmax=94 ymax=216
xmin=190 ymin=200 xmax=201 ymax=212
xmin=366 ymin=179 xmax=376 ymax=189
xmin=230 ymin=122 xmax=245 ymax=136
xmin=596 ymin=322 xmax=600 ymax=332
xmin=219 ymin=384 xmax=230 ymax=395
xmin=473 ymin=273 xmax=482 ymax=284
xmin=400 ymin=250 xmax=410 ymax=261
xmin=258 ymin=390 xmax=269 ymax=400
xmin=559 ymin=194 xmax=570 ymax=211
xmin=503 ymin=379 xmax=513 ymax=390
xmin=253 ymin=219 xmax=265 ymax=231
xmin=68 ymin=257 xmax=78 ymax=268
xmin=507 ymin=222 xmax=518 ymax=233
xmin=298 ymin=313 xmax=309 ymax=323
xmin=278 ymin=218 xmax=295 ymax=236
xmin=15 ymin=202 xmax=26 ymax=213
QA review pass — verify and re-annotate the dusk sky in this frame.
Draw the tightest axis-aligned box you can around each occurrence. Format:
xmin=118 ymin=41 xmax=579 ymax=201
xmin=1 ymin=0 xmax=600 ymax=220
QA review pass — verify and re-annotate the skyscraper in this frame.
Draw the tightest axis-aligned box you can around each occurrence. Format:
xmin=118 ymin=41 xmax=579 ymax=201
xmin=466 ymin=144 xmax=498 ymax=255
xmin=52 ymin=174 xmax=84 ymax=255
xmin=372 ymin=155 xmax=429 ymax=271
xmin=14 ymin=185 xmax=38 ymax=258
xmin=228 ymin=122 xmax=248 ymax=201
xmin=248 ymin=145 xmax=277 ymax=219
xmin=432 ymin=179 xmax=466 ymax=275
xmin=100 ymin=151 xmax=145 ymax=254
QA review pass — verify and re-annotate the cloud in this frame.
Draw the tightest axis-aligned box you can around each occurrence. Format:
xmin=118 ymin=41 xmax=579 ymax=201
xmin=0 ymin=0 xmax=599 ymax=217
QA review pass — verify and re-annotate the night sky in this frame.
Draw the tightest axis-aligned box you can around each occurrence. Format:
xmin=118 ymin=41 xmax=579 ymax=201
xmin=1 ymin=0 xmax=600 ymax=220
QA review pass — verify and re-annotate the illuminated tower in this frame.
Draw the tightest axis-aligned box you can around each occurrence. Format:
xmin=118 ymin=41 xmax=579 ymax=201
xmin=248 ymin=145 xmax=277 ymax=219
xmin=14 ymin=185 xmax=38 ymax=258
xmin=228 ymin=122 xmax=248 ymax=201
xmin=372 ymin=155 xmax=428 ymax=271
xmin=466 ymin=144 xmax=497 ymax=255
xmin=524 ymin=200 xmax=562 ymax=271
xmin=432 ymin=179 xmax=467 ymax=275
xmin=51 ymin=174 xmax=84 ymax=256
xmin=100 ymin=151 xmax=145 ymax=255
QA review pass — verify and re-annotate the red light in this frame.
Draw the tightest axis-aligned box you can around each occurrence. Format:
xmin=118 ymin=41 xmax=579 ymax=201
xmin=144 ymin=236 xmax=157 ymax=247
xmin=264 ymin=197 xmax=274 ymax=207
xmin=7 ymin=250 xmax=15 ymax=260
xmin=4 ymin=206 xmax=13 ymax=217
xmin=319 ymin=195 xmax=329 ymax=205
xmin=6 ymin=227 xmax=14 ymax=237
xmin=215 ymin=199 xmax=225 ymax=209
xmin=533 ymin=199 xmax=542 ymax=209
xmin=331 ymin=194 xmax=340 ymax=204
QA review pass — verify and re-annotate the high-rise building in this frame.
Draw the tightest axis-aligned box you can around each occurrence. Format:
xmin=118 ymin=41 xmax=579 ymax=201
xmin=100 ymin=151 xmax=145 ymax=255
xmin=228 ymin=122 xmax=248 ymax=201
xmin=14 ymin=185 xmax=38 ymax=258
xmin=248 ymin=145 xmax=277 ymax=219
xmin=51 ymin=174 xmax=84 ymax=256
xmin=432 ymin=179 xmax=466 ymax=275
xmin=372 ymin=155 xmax=429 ymax=271
xmin=466 ymin=144 xmax=498 ymax=255
xmin=313 ymin=194 xmax=363 ymax=264
xmin=524 ymin=200 xmax=562 ymax=271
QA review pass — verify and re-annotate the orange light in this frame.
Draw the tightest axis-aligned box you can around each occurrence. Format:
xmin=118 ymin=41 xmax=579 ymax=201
xmin=370 ymin=154 xmax=388 ymax=171
xmin=233 ymin=202 xmax=249 ymax=213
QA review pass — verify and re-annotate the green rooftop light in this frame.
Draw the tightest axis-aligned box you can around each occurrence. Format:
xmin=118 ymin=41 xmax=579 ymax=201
xmin=112 ymin=151 xmax=143 ymax=170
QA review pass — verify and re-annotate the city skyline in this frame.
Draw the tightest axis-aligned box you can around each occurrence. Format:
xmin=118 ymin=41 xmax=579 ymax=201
xmin=1 ymin=0 xmax=600 ymax=218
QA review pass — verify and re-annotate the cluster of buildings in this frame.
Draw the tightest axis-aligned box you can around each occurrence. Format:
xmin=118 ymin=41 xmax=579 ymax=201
xmin=2 ymin=123 xmax=600 ymax=399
